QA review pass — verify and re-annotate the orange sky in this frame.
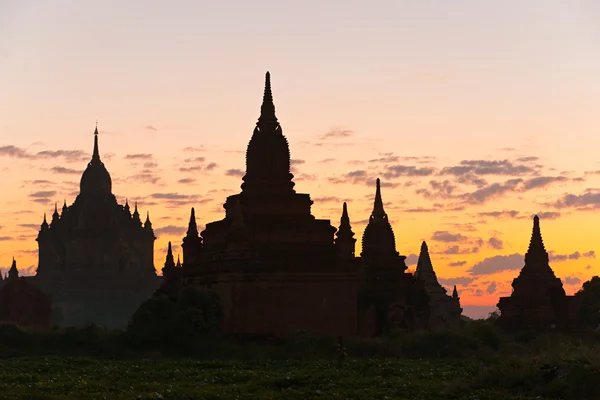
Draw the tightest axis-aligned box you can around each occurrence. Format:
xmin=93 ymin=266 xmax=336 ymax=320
xmin=1 ymin=1 xmax=599 ymax=319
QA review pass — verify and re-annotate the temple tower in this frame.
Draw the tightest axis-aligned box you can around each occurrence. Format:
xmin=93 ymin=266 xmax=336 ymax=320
xmin=497 ymin=215 xmax=571 ymax=330
xmin=335 ymin=202 xmax=356 ymax=260
xmin=415 ymin=241 xmax=462 ymax=329
xmin=181 ymin=207 xmax=203 ymax=266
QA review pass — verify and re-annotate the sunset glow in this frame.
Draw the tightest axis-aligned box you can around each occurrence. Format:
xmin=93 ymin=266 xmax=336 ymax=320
xmin=1 ymin=1 xmax=600 ymax=318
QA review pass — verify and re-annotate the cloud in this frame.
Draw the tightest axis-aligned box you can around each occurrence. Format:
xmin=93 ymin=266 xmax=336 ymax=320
xmin=460 ymin=178 xmax=523 ymax=204
xmin=313 ymin=196 xmax=349 ymax=204
xmin=0 ymin=145 xmax=34 ymax=158
xmin=36 ymin=150 xmax=88 ymax=163
xmin=522 ymin=176 xmax=568 ymax=190
xmin=548 ymin=191 xmax=600 ymax=210
xmin=318 ymin=128 xmax=353 ymax=140
xmin=182 ymin=146 xmax=205 ymax=152
xmin=320 ymin=158 xmax=336 ymax=164
xmin=449 ymin=261 xmax=467 ymax=267
xmin=147 ymin=192 xmax=209 ymax=207
xmin=0 ymin=236 xmax=13 ymax=241
xmin=439 ymin=245 xmax=480 ymax=255
xmin=184 ymin=157 xmax=205 ymax=163
xmin=154 ymin=225 xmax=186 ymax=236
xmin=563 ymin=276 xmax=582 ymax=285
xmin=438 ymin=276 xmax=476 ymax=286
xmin=477 ymin=210 xmax=521 ymax=219
xmin=178 ymin=178 xmax=196 ymax=184
xmin=487 ymin=237 xmax=504 ymax=250
xmin=486 ymin=282 xmax=497 ymax=294
xmin=405 ymin=253 xmax=419 ymax=265
xmin=206 ymin=162 xmax=218 ymax=170
xmin=29 ymin=191 xmax=56 ymax=199
xmin=51 ymin=167 xmax=83 ymax=175
xmin=0 ymin=145 xmax=89 ymax=163
xmin=125 ymin=171 xmax=160 ymax=184
xmin=18 ymin=224 xmax=40 ymax=230
xmin=125 ymin=154 xmax=153 ymax=160
xmin=415 ymin=180 xmax=457 ymax=200
xmin=516 ymin=156 xmax=539 ymax=163
xmin=549 ymin=250 xmax=595 ymax=262
xmin=143 ymin=161 xmax=158 ymax=168
xmin=536 ymin=211 xmax=561 ymax=220
xmin=382 ymin=165 xmax=436 ymax=179
xmin=468 ymin=253 xmax=523 ymax=275
xmin=290 ymin=159 xmax=305 ymax=165
xmin=145 ymin=125 xmax=157 ymax=131
xmin=431 ymin=231 xmax=468 ymax=243
xmin=226 ymin=169 xmax=244 ymax=177
xmin=440 ymin=160 xmax=536 ymax=176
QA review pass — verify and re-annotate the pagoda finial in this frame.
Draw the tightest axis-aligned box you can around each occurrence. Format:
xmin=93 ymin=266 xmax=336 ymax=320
xmin=452 ymin=285 xmax=459 ymax=299
xmin=372 ymin=178 xmax=386 ymax=218
xmin=186 ymin=207 xmax=199 ymax=236
xmin=92 ymin=123 xmax=100 ymax=161
xmin=8 ymin=258 xmax=18 ymax=280
xmin=41 ymin=213 xmax=49 ymax=229
xmin=341 ymin=202 xmax=349 ymax=223
xmin=257 ymin=71 xmax=278 ymax=128
xmin=525 ymin=214 xmax=549 ymax=266
xmin=176 ymin=254 xmax=181 ymax=268
xmin=416 ymin=241 xmax=437 ymax=279
xmin=163 ymin=241 xmax=175 ymax=270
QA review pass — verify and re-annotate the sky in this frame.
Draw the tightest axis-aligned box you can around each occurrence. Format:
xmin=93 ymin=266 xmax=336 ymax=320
xmin=1 ymin=1 xmax=600 ymax=319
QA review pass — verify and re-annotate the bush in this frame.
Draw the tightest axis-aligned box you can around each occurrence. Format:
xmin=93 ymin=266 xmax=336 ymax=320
xmin=126 ymin=285 xmax=221 ymax=351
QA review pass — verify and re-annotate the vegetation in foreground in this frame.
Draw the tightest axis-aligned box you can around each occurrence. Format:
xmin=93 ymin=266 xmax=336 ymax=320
xmin=0 ymin=320 xmax=600 ymax=399
xmin=0 ymin=355 xmax=597 ymax=400
xmin=1 ymin=282 xmax=600 ymax=399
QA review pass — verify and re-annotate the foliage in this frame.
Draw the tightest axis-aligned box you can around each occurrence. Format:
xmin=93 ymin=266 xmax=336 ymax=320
xmin=0 ymin=356 xmax=576 ymax=400
xmin=126 ymin=285 xmax=222 ymax=351
xmin=575 ymin=276 xmax=600 ymax=329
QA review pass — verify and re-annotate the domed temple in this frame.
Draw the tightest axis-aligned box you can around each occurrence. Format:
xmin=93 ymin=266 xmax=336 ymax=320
xmin=32 ymin=126 xmax=161 ymax=327
xmin=167 ymin=72 xmax=460 ymax=336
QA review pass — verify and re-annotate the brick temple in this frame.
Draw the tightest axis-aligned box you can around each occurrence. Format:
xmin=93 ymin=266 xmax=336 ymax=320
xmin=163 ymin=72 xmax=461 ymax=337
xmin=497 ymin=215 xmax=579 ymax=330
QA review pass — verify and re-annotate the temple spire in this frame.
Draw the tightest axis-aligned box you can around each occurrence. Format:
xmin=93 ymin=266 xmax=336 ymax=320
xmin=186 ymin=207 xmax=199 ymax=236
xmin=372 ymin=178 xmax=386 ymax=218
xmin=257 ymin=71 xmax=278 ymax=127
xmin=176 ymin=255 xmax=181 ymax=268
xmin=62 ymin=199 xmax=67 ymax=215
xmin=144 ymin=211 xmax=152 ymax=229
xmin=524 ymin=215 xmax=549 ymax=267
xmin=452 ymin=285 xmax=459 ymax=299
xmin=335 ymin=202 xmax=356 ymax=260
xmin=51 ymin=203 xmax=60 ymax=225
xmin=92 ymin=124 xmax=100 ymax=162
xmin=41 ymin=213 xmax=49 ymax=229
xmin=8 ymin=257 xmax=18 ymax=280
xmin=132 ymin=202 xmax=140 ymax=220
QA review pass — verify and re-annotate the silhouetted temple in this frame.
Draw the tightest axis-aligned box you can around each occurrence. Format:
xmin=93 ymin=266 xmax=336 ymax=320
xmin=0 ymin=258 xmax=52 ymax=328
xmin=168 ymin=72 xmax=455 ymax=336
xmin=32 ymin=126 xmax=161 ymax=327
xmin=415 ymin=241 xmax=462 ymax=329
xmin=497 ymin=215 xmax=577 ymax=330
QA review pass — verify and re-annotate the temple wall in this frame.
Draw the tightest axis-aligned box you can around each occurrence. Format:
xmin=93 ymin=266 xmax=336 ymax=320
xmin=208 ymin=273 xmax=360 ymax=336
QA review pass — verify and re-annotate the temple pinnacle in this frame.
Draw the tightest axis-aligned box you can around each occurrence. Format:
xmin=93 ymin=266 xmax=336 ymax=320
xmin=257 ymin=71 xmax=278 ymax=127
xmin=92 ymin=124 xmax=100 ymax=161
xmin=187 ymin=207 xmax=198 ymax=236
xmin=372 ymin=178 xmax=386 ymax=218
xmin=341 ymin=202 xmax=350 ymax=225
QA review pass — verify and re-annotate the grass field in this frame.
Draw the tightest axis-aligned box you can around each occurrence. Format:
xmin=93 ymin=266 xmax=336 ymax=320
xmin=0 ymin=356 xmax=594 ymax=400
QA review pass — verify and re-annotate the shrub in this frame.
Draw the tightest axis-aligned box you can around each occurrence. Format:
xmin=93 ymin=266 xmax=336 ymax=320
xmin=126 ymin=285 xmax=222 ymax=351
